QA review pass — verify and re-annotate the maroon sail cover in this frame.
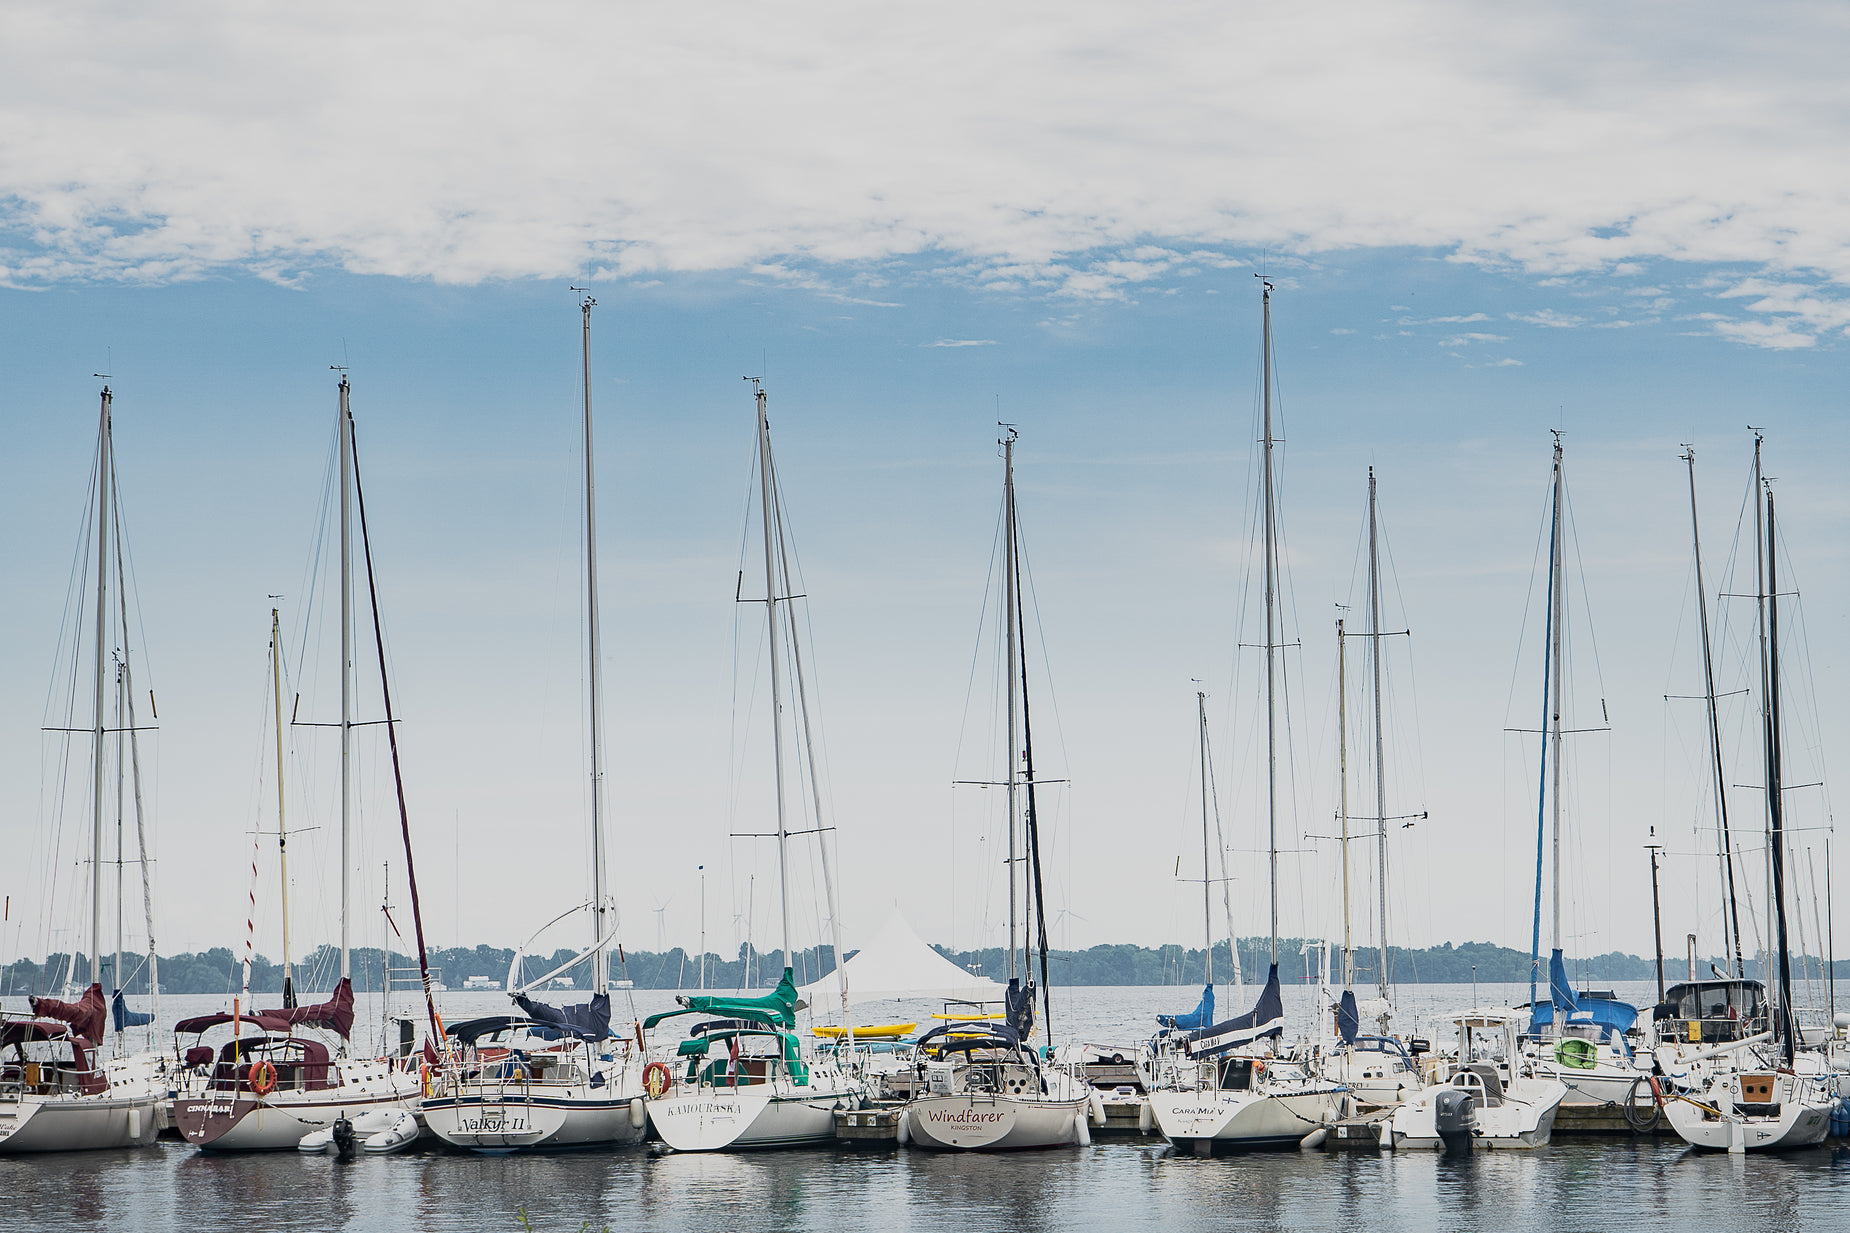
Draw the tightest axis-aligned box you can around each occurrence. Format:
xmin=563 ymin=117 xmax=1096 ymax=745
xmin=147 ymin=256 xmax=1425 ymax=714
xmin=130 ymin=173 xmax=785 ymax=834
xmin=256 ymin=976 xmax=355 ymax=1038
xmin=30 ymin=982 xmax=106 ymax=1044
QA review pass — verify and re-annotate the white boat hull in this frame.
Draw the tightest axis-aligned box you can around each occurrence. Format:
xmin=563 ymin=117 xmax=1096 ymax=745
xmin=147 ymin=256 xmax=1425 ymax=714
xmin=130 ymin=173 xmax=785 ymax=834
xmin=1390 ymin=1077 xmax=1566 ymax=1150
xmin=1663 ymin=1072 xmax=1834 ymax=1152
xmin=175 ymin=1067 xmax=422 ymax=1151
xmin=423 ymin=1088 xmax=646 ymax=1151
xmin=648 ymin=1077 xmax=862 ymax=1151
xmin=1148 ymin=1086 xmax=1344 ymax=1151
xmin=902 ymin=1093 xmax=1088 ymax=1150
xmin=0 ymin=1090 xmax=163 ymax=1153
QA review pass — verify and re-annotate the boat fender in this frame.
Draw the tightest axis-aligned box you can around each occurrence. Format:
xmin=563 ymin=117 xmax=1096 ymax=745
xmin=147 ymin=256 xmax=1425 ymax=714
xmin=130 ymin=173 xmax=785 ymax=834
xmin=1075 ymin=1110 xmax=1092 ymax=1146
xmin=629 ymin=1096 xmax=647 ymax=1129
xmin=1089 ymin=1090 xmax=1107 ymax=1126
xmin=896 ymin=1109 xmax=910 ymax=1146
xmin=420 ymin=1063 xmax=439 ymax=1099
xmin=1298 ymin=1127 xmax=1327 ymax=1150
xmin=1321 ymin=1106 xmax=1337 ymax=1125
xmin=249 ymin=1060 xmax=278 ymax=1098
xmin=1138 ymin=1101 xmax=1154 ymax=1134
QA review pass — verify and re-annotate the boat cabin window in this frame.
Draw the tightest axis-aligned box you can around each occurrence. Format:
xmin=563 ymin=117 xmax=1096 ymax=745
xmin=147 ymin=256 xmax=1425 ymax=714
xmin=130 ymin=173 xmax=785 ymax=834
xmin=1216 ymin=1058 xmax=1253 ymax=1091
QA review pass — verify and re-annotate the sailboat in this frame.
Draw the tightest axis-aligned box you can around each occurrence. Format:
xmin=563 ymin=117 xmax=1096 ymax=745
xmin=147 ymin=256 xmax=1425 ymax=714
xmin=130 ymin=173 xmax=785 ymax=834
xmin=423 ymin=297 xmax=647 ymax=1152
xmin=639 ymin=377 xmax=864 ymax=1152
xmin=1145 ymin=282 xmax=1346 ymax=1153
xmin=1 ymin=385 xmax=164 ymax=1153
xmin=173 ymin=377 xmax=422 ymax=1151
xmin=1663 ymin=441 xmax=1835 ymax=1151
xmin=899 ymin=427 xmax=1095 ymax=1152
xmin=1507 ymin=436 xmax=1648 ymax=1108
xmin=1317 ymin=483 xmax=1422 ymax=1107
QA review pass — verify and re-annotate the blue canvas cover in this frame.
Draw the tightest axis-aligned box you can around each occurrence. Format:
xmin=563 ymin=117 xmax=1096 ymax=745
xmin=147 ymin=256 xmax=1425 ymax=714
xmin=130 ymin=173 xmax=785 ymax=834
xmin=1186 ymin=964 xmax=1286 ymax=1057
xmin=1158 ymin=984 xmax=1215 ymax=1032
xmin=1528 ymin=949 xmax=1578 ymax=1035
xmin=512 ymin=990 xmax=612 ymax=1041
xmin=1337 ymin=989 xmax=1359 ymax=1044
xmin=1006 ymin=977 xmax=1036 ymax=1039
xmin=111 ymin=990 xmax=153 ymax=1031
xmin=1565 ymin=996 xmax=1639 ymax=1055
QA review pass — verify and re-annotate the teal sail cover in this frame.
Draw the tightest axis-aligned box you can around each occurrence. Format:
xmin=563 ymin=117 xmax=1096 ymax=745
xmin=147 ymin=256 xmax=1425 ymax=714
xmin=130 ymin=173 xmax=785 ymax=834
xmin=644 ymin=967 xmax=799 ymax=1030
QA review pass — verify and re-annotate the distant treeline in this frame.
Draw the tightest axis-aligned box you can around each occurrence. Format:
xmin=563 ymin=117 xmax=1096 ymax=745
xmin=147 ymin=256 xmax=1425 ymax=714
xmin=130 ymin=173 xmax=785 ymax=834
xmin=5 ymin=938 xmax=1833 ymax=999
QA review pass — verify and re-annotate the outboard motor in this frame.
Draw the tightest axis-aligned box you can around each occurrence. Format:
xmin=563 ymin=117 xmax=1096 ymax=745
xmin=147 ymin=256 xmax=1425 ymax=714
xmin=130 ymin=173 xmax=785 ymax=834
xmin=1433 ymin=1087 xmax=1475 ymax=1153
xmin=331 ymin=1116 xmax=357 ymax=1158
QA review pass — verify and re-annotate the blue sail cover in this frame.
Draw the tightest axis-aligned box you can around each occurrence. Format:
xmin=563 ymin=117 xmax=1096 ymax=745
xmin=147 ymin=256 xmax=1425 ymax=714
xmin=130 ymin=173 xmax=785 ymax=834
xmin=1528 ymin=949 xmax=1579 ymax=1035
xmin=111 ymin=990 xmax=153 ymax=1031
xmin=1337 ymin=989 xmax=1359 ymax=1044
xmin=512 ymin=990 xmax=612 ymax=1041
xmin=1565 ymin=997 xmax=1640 ymax=1056
xmin=1158 ymin=984 xmax=1215 ymax=1032
xmin=1186 ymin=964 xmax=1285 ymax=1057
xmin=1006 ymin=977 xmax=1036 ymax=1039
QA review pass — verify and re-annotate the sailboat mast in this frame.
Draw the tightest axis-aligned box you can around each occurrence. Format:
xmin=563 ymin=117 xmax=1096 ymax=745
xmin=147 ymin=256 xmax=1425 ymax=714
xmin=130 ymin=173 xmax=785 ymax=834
xmin=582 ymin=299 xmax=610 ymax=995
xmin=1548 ymin=441 xmax=1566 ymax=964
xmin=91 ymin=385 xmax=111 ymax=989
xmin=1003 ymin=428 xmax=1020 ymax=981
xmin=1199 ymin=689 xmax=1215 ymax=986
xmin=1528 ymin=437 xmax=1561 ymax=1016
xmin=753 ymin=380 xmax=795 ymax=972
xmin=1682 ymin=448 xmax=1745 ymax=978
xmin=114 ymin=658 xmax=125 ymax=1027
xmin=112 ymin=504 xmax=157 ymax=1026
xmin=1368 ymin=468 xmax=1390 ymax=1009
xmin=1336 ymin=624 xmax=1351 ymax=990
xmin=1753 ymin=433 xmax=1772 ymax=983
xmin=764 ymin=441 xmax=855 ymax=1037
xmin=1260 ymin=281 xmax=1279 ymax=967
xmin=271 ymin=607 xmax=295 ymax=1006
xmin=1764 ymin=486 xmax=1795 ymax=1064
xmin=339 ymin=377 xmax=354 ymax=982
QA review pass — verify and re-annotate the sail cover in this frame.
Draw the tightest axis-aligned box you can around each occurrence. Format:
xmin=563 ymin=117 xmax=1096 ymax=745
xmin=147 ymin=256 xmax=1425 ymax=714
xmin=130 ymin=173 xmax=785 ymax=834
xmin=1337 ymin=989 xmax=1359 ymax=1044
xmin=646 ymin=968 xmax=801 ymax=1031
xmin=1185 ymin=964 xmax=1285 ymax=1057
xmin=794 ymin=911 xmax=1005 ymax=1007
xmin=111 ymin=990 xmax=154 ymax=1031
xmin=1005 ymin=978 xmax=1035 ymax=1038
xmin=511 ymin=991 xmax=612 ymax=1041
xmin=258 ymin=976 xmax=356 ymax=1038
xmin=30 ymin=983 xmax=106 ymax=1042
xmin=1528 ymin=949 xmax=1578 ymax=1035
xmin=1158 ymin=984 xmax=1215 ymax=1032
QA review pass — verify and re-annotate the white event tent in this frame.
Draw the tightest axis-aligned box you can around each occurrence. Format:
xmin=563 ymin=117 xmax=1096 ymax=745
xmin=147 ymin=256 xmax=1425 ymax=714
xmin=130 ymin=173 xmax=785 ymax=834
xmin=797 ymin=910 xmax=1004 ymax=1007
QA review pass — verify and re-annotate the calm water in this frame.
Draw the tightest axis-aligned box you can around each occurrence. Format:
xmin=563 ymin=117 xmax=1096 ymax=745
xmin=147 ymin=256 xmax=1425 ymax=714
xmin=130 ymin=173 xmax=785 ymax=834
xmin=9 ymin=983 xmax=1850 ymax=1230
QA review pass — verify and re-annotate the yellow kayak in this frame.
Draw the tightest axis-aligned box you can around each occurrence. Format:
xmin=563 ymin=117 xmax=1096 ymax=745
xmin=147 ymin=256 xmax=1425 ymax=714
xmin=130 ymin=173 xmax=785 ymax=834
xmin=811 ymin=1023 xmax=917 ymax=1039
xmin=928 ymin=1011 xmax=1004 ymax=1021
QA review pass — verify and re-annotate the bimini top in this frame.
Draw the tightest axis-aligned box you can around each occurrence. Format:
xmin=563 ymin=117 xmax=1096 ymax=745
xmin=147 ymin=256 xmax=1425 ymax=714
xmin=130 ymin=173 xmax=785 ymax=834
xmin=916 ymin=1022 xmax=1025 ymax=1056
xmin=1453 ymin=1007 xmax=1527 ymax=1027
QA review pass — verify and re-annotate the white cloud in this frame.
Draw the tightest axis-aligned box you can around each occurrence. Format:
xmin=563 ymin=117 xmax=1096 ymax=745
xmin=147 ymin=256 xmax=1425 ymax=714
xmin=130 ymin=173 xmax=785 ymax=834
xmin=1439 ymin=332 xmax=1509 ymax=346
xmin=923 ymin=338 xmax=997 ymax=347
xmin=1487 ymin=357 xmax=1525 ymax=366
xmin=1508 ymin=309 xmax=1587 ymax=328
xmin=0 ymin=0 xmax=1848 ymax=343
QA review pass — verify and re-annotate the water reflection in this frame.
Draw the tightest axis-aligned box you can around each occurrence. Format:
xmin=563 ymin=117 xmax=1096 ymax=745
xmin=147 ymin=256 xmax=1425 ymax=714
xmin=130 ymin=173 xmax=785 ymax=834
xmin=11 ymin=1138 xmax=1850 ymax=1232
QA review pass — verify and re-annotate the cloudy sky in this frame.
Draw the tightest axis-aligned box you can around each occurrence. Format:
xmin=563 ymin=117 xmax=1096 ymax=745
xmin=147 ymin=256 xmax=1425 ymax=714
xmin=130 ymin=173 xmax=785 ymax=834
xmin=2 ymin=2 xmax=1846 ymax=987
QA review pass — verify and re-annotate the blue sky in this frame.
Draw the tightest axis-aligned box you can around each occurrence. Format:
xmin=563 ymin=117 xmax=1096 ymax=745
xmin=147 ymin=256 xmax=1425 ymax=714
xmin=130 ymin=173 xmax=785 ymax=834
xmin=2 ymin=2 xmax=1847 ymax=985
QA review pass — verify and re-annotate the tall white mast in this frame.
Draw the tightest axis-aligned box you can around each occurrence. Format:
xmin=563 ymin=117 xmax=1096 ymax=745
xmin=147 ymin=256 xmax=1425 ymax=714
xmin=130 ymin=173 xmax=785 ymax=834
xmin=1753 ymin=432 xmax=1772 ymax=982
xmin=271 ymin=607 xmax=295 ymax=1003
xmin=1337 ymin=621 xmax=1351 ymax=990
xmin=1004 ymin=427 xmax=1020 ymax=980
xmin=1548 ymin=436 xmax=1566 ymax=967
xmin=1199 ymin=690 xmax=1214 ymax=986
xmin=1368 ymin=468 xmax=1391 ymax=1012
xmin=1259 ymin=282 xmax=1279 ymax=967
xmin=339 ymin=375 xmax=353 ymax=983
xmin=752 ymin=379 xmax=794 ymax=972
xmin=113 ymin=658 xmax=125 ymax=1028
xmin=582 ymin=298 xmax=609 ymax=995
xmin=91 ymin=386 xmax=111 ymax=988
xmin=1682 ymin=446 xmax=1744 ymax=977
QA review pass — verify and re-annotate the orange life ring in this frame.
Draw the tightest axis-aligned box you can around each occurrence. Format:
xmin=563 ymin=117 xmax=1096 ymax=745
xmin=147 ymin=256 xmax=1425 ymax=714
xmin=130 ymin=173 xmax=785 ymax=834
xmin=420 ymin=1062 xmax=439 ymax=1099
xmin=643 ymin=1060 xmax=672 ymax=1099
xmin=249 ymin=1060 xmax=278 ymax=1097
xmin=1253 ymin=1060 xmax=1266 ymax=1078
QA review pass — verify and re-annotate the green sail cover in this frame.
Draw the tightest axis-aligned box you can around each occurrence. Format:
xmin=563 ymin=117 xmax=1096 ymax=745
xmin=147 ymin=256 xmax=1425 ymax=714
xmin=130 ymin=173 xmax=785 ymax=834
xmin=643 ymin=967 xmax=800 ymax=1031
